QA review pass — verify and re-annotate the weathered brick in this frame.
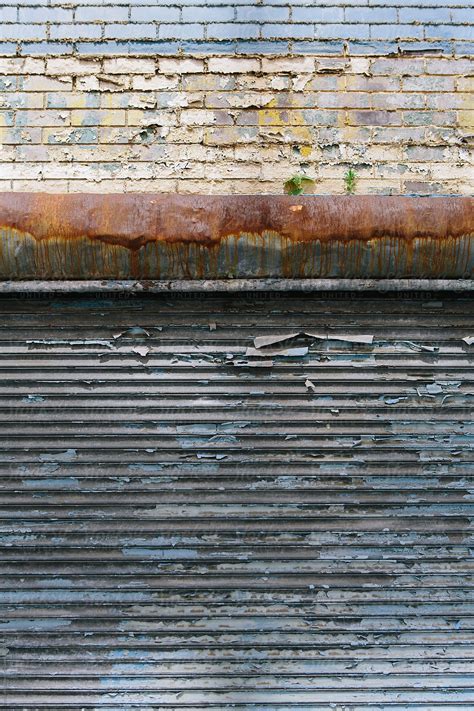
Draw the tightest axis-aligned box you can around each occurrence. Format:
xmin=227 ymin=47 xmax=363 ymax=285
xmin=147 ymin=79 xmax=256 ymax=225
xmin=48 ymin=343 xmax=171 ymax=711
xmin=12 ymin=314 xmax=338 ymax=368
xmin=132 ymin=75 xmax=179 ymax=90
xmin=403 ymin=75 xmax=456 ymax=92
xmin=2 ymin=51 xmax=472 ymax=197
xmin=46 ymin=92 xmax=100 ymax=109
xmin=426 ymin=58 xmax=474 ymax=74
xmin=159 ymin=59 xmax=204 ymax=74
xmin=261 ymin=57 xmax=315 ymax=73
xmin=46 ymin=58 xmax=99 ymax=76
xmin=346 ymin=75 xmax=401 ymax=92
xmin=103 ymin=58 xmax=156 ymax=74
xmin=71 ymin=109 xmax=126 ymax=126
xmin=371 ymin=58 xmax=425 ymax=75
xmin=350 ymin=110 xmax=403 ymax=126
xmin=208 ymin=57 xmax=260 ymax=73
xmin=43 ymin=127 xmax=98 ymax=144
xmin=0 ymin=58 xmax=45 ymax=75
xmin=127 ymin=109 xmax=178 ymax=126
xmin=181 ymin=109 xmax=233 ymax=126
xmin=204 ymin=126 xmax=258 ymax=145
xmin=372 ymin=93 xmax=425 ymax=110
xmin=23 ymin=76 xmax=73 ymax=91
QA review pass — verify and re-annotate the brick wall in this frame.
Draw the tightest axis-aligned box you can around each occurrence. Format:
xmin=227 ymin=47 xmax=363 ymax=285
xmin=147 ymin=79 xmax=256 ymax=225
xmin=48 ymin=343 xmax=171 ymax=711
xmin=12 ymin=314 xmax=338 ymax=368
xmin=1 ymin=0 xmax=473 ymax=55
xmin=0 ymin=2 xmax=473 ymax=194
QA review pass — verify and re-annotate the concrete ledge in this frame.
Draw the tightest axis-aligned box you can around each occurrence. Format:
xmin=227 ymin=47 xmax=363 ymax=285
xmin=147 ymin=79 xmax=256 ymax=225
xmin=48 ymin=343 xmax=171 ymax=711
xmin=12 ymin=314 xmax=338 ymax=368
xmin=0 ymin=279 xmax=472 ymax=293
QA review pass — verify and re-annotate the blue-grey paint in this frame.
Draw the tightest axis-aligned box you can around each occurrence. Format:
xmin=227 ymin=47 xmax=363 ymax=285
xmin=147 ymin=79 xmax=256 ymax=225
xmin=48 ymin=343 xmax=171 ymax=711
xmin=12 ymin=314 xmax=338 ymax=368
xmin=0 ymin=290 xmax=473 ymax=706
xmin=0 ymin=0 xmax=473 ymax=54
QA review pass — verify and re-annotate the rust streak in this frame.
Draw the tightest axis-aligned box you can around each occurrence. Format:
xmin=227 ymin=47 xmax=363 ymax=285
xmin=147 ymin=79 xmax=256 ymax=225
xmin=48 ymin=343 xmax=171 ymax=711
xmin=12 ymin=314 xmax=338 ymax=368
xmin=0 ymin=194 xmax=472 ymax=250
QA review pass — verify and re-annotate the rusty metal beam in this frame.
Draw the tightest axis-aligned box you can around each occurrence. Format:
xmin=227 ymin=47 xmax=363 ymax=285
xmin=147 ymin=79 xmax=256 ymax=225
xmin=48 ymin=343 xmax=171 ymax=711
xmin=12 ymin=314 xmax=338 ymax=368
xmin=0 ymin=194 xmax=472 ymax=280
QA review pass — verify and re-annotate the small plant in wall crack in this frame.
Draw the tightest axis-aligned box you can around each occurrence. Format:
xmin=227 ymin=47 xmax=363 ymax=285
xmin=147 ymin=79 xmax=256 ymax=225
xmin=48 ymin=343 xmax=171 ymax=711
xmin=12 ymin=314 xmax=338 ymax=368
xmin=284 ymin=174 xmax=315 ymax=196
xmin=344 ymin=168 xmax=357 ymax=194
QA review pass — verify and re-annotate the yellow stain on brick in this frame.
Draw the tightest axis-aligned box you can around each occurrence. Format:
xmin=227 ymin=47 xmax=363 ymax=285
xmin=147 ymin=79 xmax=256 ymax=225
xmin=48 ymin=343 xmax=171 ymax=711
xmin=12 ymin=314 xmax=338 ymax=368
xmin=101 ymin=94 xmax=115 ymax=110
xmin=299 ymin=145 xmax=312 ymax=158
xmin=100 ymin=110 xmax=126 ymax=127
xmin=458 ymin=110 xmax=474 ymax=130
xmin=128 ymin=109 xmax=145 ymax=126
xmin=459 ymin=85 xmax=474 ymax=127
xmin=69 ymin=94 xmax=88 ymax=110
xmin=260 ymin=124 xmax=313 ymax=144
xmin=0 ymin=113 xmax=7 ymax=145
xmin=335 ymin=76 xmax=348 ymax=128
xmin=70 ymin=110 xmax=93 ymax=127
xmin=258 ymin=109 xmax=305 ymax=126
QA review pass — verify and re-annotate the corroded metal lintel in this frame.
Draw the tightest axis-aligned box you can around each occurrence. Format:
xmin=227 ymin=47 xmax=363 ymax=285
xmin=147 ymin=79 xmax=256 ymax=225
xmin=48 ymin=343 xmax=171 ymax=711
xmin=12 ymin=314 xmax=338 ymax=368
xmin=0 ymin=193 xmax=472 ymax=280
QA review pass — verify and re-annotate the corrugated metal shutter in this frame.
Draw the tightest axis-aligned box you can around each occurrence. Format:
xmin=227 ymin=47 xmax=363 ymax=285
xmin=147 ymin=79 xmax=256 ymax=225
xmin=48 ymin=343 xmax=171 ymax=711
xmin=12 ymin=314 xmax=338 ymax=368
xmin=1 ymin=290 xmax=473 ymax=708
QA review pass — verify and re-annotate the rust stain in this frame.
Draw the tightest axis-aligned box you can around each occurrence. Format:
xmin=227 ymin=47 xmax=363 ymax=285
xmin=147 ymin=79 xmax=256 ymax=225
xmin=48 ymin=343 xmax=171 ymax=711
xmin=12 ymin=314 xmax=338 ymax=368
xmin=0 ymin=194 xmax=472 ymax=280
xmin=0 ymin=193 xmax=472 ymax=249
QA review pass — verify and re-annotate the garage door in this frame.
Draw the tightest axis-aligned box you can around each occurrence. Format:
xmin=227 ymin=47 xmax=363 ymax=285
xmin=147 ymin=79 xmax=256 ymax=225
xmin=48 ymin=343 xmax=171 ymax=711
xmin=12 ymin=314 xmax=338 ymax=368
xmin=1 ymin=290 xmax=473 ymax=708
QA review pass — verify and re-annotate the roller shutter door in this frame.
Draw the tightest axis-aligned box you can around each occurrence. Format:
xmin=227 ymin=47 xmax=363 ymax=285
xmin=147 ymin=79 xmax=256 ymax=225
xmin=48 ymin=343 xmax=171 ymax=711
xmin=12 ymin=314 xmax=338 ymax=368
xmin=1 ymin=290 xmax=473 ymax=709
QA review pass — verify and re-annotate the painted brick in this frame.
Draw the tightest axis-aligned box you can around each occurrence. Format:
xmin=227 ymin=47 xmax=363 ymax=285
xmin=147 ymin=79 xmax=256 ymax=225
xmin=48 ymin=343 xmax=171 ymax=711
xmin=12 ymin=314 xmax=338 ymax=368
xmin=236 ymin=7 xmax=288 ymax=22
xmin=318 ymin=24 xmax=370 ymax=40
xmin=261 ymin=57 xmax=315 ymax=72
xmin=159 ymin=58 xmax=204 ymax=73
xmin=50 ymin=25 xmax=103 ymax=40
xmin=0 ymin=57 xmax=44 ymax=74
xmin=75 ymin=6 xmax=129 ymax=22
xmin=181 ymin=109 xmax=233 ymax=125
xmin=208 ymin=24 xmax=258 ymax=40
xmin=403 ymin=75 xmax=456 ymax=91
xmin=71 ymin=108 xmax=126 ymax=125
xmin=346 ymin=75 xmax=401 ymax=91
xmin=19 ymin=7 xmax=72 ymax=22
xmin=131 ymin=7 xmax=180 ymax=22
xmin=1 ymin=50 xmax=472 ymax=196
xmin=182 ymin=7 xmax=234 ymax=22
xmin=105 ymin=24 xmax=156 ymax=39
xmin=132 ymin=74 xmax=179 ymax=90
xmin=371 ymin=58 xmax=424 ymax=75
xmin=293 ymin=7 xmax=343 ymax=22
xmin=208 ymin=57 xmax=259 ymax=73
xmin=2 ymin=24 xmax=47 ymax=40
xmin=426 ymin=58 xmax=474 ymax=74
xmin=348 ymin=8 xmax=398 ymax=23
xmin=371 ymin=24 xmax=424 ymax=40
xmin=103 ymin=58 xmax=156 ymax=73
xmin=159 ymin=24 xmax=204 ymax=40
xmin=0 ymin=7 xmax=17 ymax=22
xmin=262 ymin=24 xmax=313 ymax=39
xmin=349 ymin=110 xmax=402 ymax=125
xmin=451 ymin=9 xmax=473 ymax=23
xmin=400 ymin=8 xmax=452 ymax=24
xmin=46 ymin=92 xmax=100 ymax=109
xmin=46 ymin=58 xmax=99 ymax=75
xmin=0 ymin=0 xmax=462 ymax=66
xmin=23 ymin=75 xmax=73 ymax=91
xmin=425 ymin=24 xmax=474 ymax=40
xmin=44 ymin=127 xmax=98 ymax=144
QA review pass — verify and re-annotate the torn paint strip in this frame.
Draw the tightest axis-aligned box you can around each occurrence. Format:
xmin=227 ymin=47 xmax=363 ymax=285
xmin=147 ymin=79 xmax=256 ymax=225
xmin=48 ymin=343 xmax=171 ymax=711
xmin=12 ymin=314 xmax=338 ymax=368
xmin=253 ymin=332 xmax=373 ymax=349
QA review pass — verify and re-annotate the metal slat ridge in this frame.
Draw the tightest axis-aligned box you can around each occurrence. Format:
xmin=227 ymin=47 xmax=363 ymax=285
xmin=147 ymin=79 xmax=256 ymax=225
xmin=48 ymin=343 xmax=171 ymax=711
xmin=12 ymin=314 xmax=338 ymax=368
xmin=1 ymin=290 xmax=474 ymax=708
xmin=0 ymin=194 xmax=472 ymax=280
